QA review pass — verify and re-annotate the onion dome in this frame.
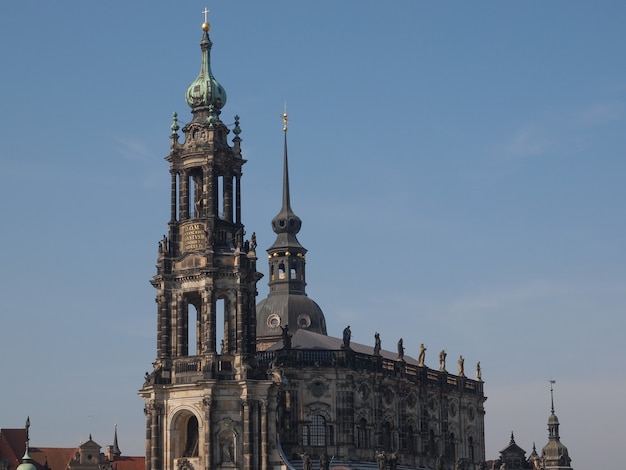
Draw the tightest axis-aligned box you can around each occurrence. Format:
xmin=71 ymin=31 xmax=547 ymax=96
xmin=185 ymin=17 xmax=227 ymax=116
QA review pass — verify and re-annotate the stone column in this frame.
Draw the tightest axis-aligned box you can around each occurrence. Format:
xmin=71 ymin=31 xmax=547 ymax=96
xmin=207 ymin=164 xmax=217 ymax=219
xmin=202 ymin=396 xmax=212 ymax=470
xmin=200 ymin=288 xmax=211 ymax=354
xmin=170 ymin=170 xmax=177 ymax=222
xmin=223 ymin=175 xmax=233 ymax=222
xmin=235 ymin=175 xmax=241 ymax=225
xmin=206 ymin=289 xmax=216 ymax=354
xmin=149 ymin=403 xmax=162 ymax=470
xmin=242 ymin=400 xmax=251 ymax=469
xmin=174 ymin=294 xmax=184 ymax=357
xmin=261 ymin=400 xmax=268 ymax=470
xmin=180 ymin=169 xmax=189 ymax=220
xmin=236 ymin=289 xmax=245 ymax=354
xmin=144 ymin=404 xmax=152 ymax=470
xmin=157 ymin=294 xmax=169 ymax=358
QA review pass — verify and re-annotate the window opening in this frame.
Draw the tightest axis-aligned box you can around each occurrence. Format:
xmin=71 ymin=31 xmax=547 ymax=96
xmin=216 ymin=298 xmax=225 ymax=353
xmin=187 ymin=303 xmax=198 ymax=356
xmin=183 ymin=416 xmax=199 ymax=457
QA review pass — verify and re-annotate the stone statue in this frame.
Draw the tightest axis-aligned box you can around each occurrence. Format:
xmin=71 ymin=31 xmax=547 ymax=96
xmin=476 ymin=361 xmax=482 ymax=381
xmin=374 ymin=332 xmax=381 ymax=355
xmin=281 ymin=325 xmax=291 ymax=350
xmin=531 ymin=457 xmax=540 ymax=470
xmin=219 ymin=436 xmax=233 ymax=462
xmin=388 ymin=452 xmax=398 ymax=470
xmin=418 ymin=343 xmax=426 ymax=366
xmin=458 ymin=355 xmax=465 ymax=376
xmin=301 ymin=452 xmax=312 ymax=470
xmin=397 ymin=338 xmax=404 ymax=360
xmin=436 ymin=455 xmax=443 ymax=470
xmin=439 ymin=349 xmax=447 ymax=371
xmin=319 ymin=451 xmax=330 ymax=470
xmin=375 ymin=450 xmax=386 ymax=470
xmin=500 ymin=461 xmax=507 ymax=470
xmin=250 ymin=232 xmax=257 ymax=252
xmin=194 ymin=197 xmax=203 ymax=217
xmin=342 ymin=325 xmax=351 ymax=349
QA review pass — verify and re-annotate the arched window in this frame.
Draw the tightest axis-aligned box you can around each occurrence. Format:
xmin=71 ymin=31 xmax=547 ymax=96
xmin=383 ymin=422 xmax=393 ymax=452
xmin=446 ymin=432 xmax=455 ymax=461
xmin=427 ymin=429 xmax=436 ymax=457
xmin=303 ymin=415 xmax=327 ymax=446
xmin=356 ymin=418 xmax=368 ymax=448
xmin=406 ymin=425 xmax=415 ymax=454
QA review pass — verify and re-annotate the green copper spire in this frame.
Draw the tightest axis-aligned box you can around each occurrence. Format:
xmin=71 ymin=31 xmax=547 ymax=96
xmin=185 ymin=11 xmax=227 ymax=116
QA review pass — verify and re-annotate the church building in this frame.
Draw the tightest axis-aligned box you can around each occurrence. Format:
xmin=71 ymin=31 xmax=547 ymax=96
xmin=139 ymin=12 xmax=486 ymax=470
xmin=489 ymin=383 xmax=573 ymax=470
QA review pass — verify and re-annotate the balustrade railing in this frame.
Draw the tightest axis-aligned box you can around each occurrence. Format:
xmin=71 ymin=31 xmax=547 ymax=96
xmin=158 ymin=349 xmax=482 ymax=394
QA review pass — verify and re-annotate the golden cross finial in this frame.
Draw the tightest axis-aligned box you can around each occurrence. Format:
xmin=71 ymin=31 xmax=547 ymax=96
xmin=202 ymin=7 xmax=210 ymax=23
xmin=282 ymin=102 xmax=288 ymax=132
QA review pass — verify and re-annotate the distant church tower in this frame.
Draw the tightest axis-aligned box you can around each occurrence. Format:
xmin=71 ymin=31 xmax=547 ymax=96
xmin=255 ymin=112 xmax=327 ymax=350
xmin=139 ymin=13 xmax=280 ymax=470
xmin=540 ymin=382 xmax=573 ymax=470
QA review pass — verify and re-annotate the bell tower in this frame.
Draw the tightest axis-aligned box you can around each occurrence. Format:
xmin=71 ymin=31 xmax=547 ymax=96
xmin=255 ymin=112 xmax=327 ymax=350
xmin=139 ymin=12 xmax=279 ymax=470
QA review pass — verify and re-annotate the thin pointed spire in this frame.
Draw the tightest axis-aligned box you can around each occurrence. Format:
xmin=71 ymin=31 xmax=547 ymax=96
xmin=281 ymin=108 xmax=292 ymax=213
xmin=271 ymin=107 xmax=302 ymax=238
xmin=112 ymin=423 xmax=121 ymax=455
xmin=549 ymin=379 xmax=556 ymax=414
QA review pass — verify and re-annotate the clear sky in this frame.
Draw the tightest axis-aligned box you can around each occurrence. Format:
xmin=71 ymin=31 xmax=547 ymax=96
xmin=1 ymin=2 xmax=624 ymax=469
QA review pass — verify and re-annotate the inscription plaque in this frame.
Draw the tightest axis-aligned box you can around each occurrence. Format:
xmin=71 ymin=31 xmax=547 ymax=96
xmin=182 ymin=222 xmax=206 ymax=252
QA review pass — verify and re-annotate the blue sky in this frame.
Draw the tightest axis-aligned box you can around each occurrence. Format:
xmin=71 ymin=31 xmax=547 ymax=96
xmin=1 ymin=2 xmax=625 ymax=468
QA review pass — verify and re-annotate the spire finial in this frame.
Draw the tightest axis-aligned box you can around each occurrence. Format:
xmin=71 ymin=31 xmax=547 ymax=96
xmin=549 ymin=379 xmax=556 ymax=414
xmin=170 ymin=112 xmax=179 ymax=134
xmin=202 ymin=7 xmax=211 ymax=32
xmin=282 ymin=102 xmax=288 ymax=132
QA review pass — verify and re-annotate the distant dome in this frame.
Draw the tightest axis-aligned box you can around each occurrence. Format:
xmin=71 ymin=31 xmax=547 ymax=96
xmin=256 ymin=293 xmax=326 ymax=339
xmin=17 ymin=461 xmax=37 ymax=470
xmin=548 ymin=412 xmax=559 ymax=426
xmin=541 ymin=438 xmax=571 ymax=466
xmin=17 ymin=447 xmax=36 ymax=470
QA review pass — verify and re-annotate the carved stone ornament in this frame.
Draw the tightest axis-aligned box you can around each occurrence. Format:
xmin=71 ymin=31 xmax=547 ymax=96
xmin=177 ymin=458 xmax=194 ymax=470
